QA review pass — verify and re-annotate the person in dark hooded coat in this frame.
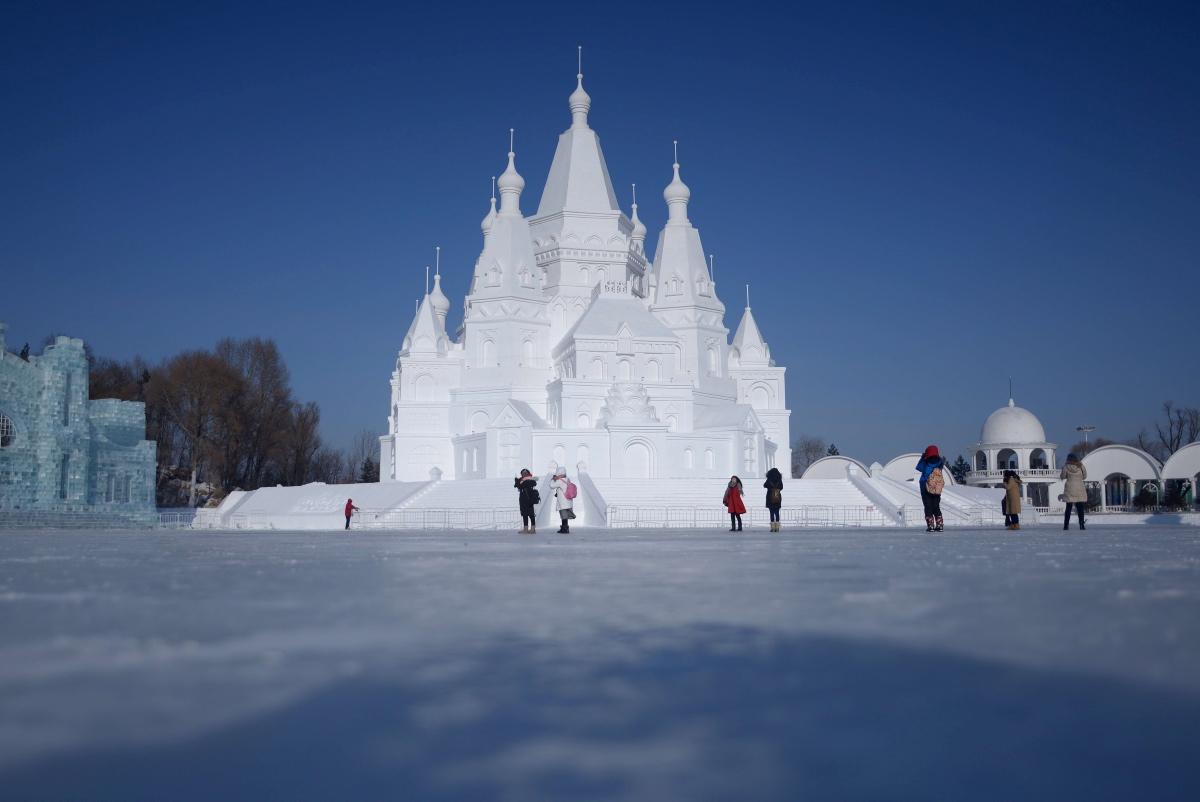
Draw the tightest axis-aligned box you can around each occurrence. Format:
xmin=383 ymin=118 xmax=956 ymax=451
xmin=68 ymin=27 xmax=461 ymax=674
xmin=763 ymin=467 xmax=784 ymax=532
xmin=514 ymin=469 xmax=539 ymax=534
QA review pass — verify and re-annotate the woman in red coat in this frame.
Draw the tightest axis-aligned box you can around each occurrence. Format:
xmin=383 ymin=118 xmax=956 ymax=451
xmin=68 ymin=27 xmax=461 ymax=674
xmin=723 ymin=476 xmax=746 ymax=532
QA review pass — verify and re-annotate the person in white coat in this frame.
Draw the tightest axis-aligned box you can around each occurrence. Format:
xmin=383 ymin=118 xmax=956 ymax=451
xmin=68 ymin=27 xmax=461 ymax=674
xmin=553 ymin=471 xmax=575 ymax=533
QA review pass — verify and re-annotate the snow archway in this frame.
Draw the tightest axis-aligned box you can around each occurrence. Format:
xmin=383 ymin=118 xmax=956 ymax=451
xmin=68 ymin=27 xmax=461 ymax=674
xmin=624 ymin=441 xmax=653 ymax=479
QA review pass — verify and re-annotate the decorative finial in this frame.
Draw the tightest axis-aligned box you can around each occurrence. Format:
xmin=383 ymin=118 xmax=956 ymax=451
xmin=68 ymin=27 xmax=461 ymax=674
xmin=664 ymin=143 xmax=691 ymax=222
xmin=569 ymin=54 xmax=591 ymax=127
xmin=709 ymin=254 xmax=715 ymax=281
xmin=497 ymin=131 xmax=525 ymax=212
xmin=632 ymin=183 xmax=637 ymax=206
xmin=1009 ymin=376 xmax=1013 ymax=404
xmin=425 ymin=265 xmax=430 ymax=295
xmin=491 ymin=176 xmax=496 ymax=202
xmin=435 ymin=246 xmax=441 ymax=277
xmin=746 ymin=283 xmax=750 ymax=309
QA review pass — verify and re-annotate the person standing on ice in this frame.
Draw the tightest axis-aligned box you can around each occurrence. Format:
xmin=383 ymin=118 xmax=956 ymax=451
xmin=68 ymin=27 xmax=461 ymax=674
xmin=344 ymin=498 xmax=360 ymax=530
xmin=1002 ymin=470 xmax=1022 ymax=530
xmin=515 ymin=469 xmax=540 ymax=534
xmin=915 ymin=445 xmax=946 ymax=532
xmin=552 ymin=470 xmax=576 ymax=534
xmin=724 ymin=476 xmax=746 ymax=531
xmin=763 ymin=467 xmax=784 ymax=532
xmin=1060 ymin=453 xmax=1088 ymax=530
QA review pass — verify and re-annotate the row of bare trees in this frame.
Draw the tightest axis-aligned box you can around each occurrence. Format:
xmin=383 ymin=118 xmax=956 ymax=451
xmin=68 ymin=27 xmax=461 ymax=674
xmin=1069 ymin=401 xmax=1200 ymax=461
xmin=90 ymin=338 xmax=377 ymax=506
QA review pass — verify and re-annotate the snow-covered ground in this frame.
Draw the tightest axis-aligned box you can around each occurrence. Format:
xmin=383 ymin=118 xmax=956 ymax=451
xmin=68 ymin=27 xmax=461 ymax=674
xmin=1 ymin=526 xmax=1199 ymax=801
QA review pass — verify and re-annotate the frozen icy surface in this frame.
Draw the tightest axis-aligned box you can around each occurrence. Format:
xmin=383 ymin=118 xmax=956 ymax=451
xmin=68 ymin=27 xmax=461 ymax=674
xmin=2 ymin=525 xmax=1199 ymax=801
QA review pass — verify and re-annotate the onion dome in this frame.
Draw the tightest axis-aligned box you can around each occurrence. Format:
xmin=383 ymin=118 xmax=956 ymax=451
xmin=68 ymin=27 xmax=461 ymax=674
xmin=664 ymin=160 xmax=691 ymax=223
xmin=497 ymin=148 xmax=524 ymax=214
xmin=481 ymin=195 xmax=497 ymax=237
xmin=569 ymin=73 xmax=591 ymax=128
xmin=429 ymin=273 xmax=451 ymax=320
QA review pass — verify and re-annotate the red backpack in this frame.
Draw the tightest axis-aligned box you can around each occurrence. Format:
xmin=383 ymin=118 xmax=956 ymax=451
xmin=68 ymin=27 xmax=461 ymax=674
xmin=564 ymin=480 xmax=578 ymax=500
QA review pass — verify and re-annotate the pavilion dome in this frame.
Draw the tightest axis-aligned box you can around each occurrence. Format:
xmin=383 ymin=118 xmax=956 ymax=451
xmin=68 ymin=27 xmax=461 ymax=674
xmin=980 ymin=399 xmax=1047 ymax=444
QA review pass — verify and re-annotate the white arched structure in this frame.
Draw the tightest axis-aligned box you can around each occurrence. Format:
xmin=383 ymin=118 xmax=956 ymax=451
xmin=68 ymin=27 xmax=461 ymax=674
xmin=801 ymin=455 xmax=871 ymax=480
xmin=965 ymin=397 xmax=1057 ymax=508
xmin=1079 ymin=444 xmax=1163 ymax=512
xmin=1162 ymin=442 xmax=1200 ymax=510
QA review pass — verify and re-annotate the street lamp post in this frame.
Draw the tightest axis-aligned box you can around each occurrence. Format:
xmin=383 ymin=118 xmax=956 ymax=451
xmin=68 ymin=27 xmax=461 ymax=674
xmin=1076 ymin=425 xmax=1096 ymax=451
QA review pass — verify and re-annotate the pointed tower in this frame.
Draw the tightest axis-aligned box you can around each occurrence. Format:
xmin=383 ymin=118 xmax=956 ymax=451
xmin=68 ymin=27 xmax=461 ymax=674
xmin=530 ymin=56 xmax=648 ymax=348
xmin=649 ymin=149 xmax=731 ymax=396
xmin=461 ymin=139 xmax=550 ymax=387
xmin=727 ymin=292 xmax=792 ymax=474
xmin=383 ymin=270 xmax=465 ymax=482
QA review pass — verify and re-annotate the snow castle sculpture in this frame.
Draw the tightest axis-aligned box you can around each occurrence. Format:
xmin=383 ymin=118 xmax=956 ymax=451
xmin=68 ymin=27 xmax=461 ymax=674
xmin=380 ymin=70 xmax=792 ymax=482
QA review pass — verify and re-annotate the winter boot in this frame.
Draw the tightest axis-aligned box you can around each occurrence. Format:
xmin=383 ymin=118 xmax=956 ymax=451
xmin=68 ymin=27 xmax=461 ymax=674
xmin=925 ymin=515 xmax=935 ymax=532
xmin=935 ymin=515 xmax=944 ymax=532
xmin=1012 ymin=523 xmax=1020 ymax=530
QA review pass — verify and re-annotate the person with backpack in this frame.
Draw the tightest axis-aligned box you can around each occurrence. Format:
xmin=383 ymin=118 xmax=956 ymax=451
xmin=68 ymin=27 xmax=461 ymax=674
xmin=514 ymin=469 xmax=540 ymax=534
xmin=1060 ymin=453 xmax=1088 ymax=530
xmin=915 ymin=445 xmax=946 ymax=532
xmin=344 ymin=498 xmax=360 ymax=530
xmin=1002 ymin=469 xmax=1022 ymax=530
xmin=552 ymin=470 xmax=577 ymax=533
xmin=763 ymin=467 xmax=784 ymax=532
xmin=723 ymin=475 xmax=746 ymax=532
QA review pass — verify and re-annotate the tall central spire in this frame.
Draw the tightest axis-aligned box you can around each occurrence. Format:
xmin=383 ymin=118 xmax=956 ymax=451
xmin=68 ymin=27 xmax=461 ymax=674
xmin=535 ymin=51 xmax=619 ymax=216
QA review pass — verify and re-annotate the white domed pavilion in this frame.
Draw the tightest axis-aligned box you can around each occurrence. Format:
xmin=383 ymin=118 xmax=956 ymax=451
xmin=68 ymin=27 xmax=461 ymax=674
xmin=965 ymin=398 xmax=1058 ymax=508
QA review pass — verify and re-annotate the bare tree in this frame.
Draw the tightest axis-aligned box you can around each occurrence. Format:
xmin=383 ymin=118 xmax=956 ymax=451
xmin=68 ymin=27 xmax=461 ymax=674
xmin=791 ymin=434 xmax=826 ymax=478
xmin=346 ymin=429 xmax=381 ymax=483
xmin=310 ymin=447 xmax=349 ymax=484
xmin=279 ymin=402 xmax=323 ymax=486
xmin=213 ymin=338 xmax=295 ymax=490
xmin=146 ymin=351 xmax=239 ymax=506
xmin=1070 ymin=437 xmax=1115 ymax=457
xmin=1153 ymin=401 xmax=1200 ymax=459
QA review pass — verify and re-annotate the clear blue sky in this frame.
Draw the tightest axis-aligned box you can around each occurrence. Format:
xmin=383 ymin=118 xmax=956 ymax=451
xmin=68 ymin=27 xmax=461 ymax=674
xmin=3 ymin=1 xmax=1197 ymax=463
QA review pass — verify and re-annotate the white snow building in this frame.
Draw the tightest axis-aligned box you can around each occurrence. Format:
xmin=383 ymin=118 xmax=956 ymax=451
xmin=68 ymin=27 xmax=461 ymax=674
xmin=379 ymin=71 xmax=791 ymax=485
xmin=963 ymin=398 xmax=1058 ymax=508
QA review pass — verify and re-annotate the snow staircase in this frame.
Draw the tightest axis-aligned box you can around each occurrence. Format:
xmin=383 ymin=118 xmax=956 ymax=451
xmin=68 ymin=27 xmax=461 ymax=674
xmin=869 ymin=475 xmax=1006 ymax=527
xmin=587 ymin=476 xmax=886 ymax=528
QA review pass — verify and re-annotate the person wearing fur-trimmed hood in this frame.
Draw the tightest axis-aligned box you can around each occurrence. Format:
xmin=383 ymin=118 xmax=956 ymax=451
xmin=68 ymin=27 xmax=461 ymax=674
xmin=552 ymin=470 xmax=575 ymax=534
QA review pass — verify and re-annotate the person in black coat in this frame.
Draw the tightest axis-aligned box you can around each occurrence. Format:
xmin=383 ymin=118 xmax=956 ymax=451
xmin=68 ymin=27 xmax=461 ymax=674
xmin=763 ymin=467 xmax=784 ymax=532
xmin=514 ymin=468 xmax=539 ymax=534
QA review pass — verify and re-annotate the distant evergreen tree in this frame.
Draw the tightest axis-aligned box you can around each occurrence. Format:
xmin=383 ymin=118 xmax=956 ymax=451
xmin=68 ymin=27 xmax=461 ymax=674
xmin=18 ymin=343 xmax=29 ymax=361
xmin=826 ymin=443 xmax=840 ymax=456
xmin=950 ymin=455 xmax=971 ymax=484
xmin=359 ymin=456 xmax=380 ymax=483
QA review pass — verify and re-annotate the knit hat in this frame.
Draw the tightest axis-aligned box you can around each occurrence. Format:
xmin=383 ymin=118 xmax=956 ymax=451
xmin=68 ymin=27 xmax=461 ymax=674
xmin=1067 ymin=453 xmax=1079 ymax=462
xmin=923 ymin=445 xmax=940 ymax=459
